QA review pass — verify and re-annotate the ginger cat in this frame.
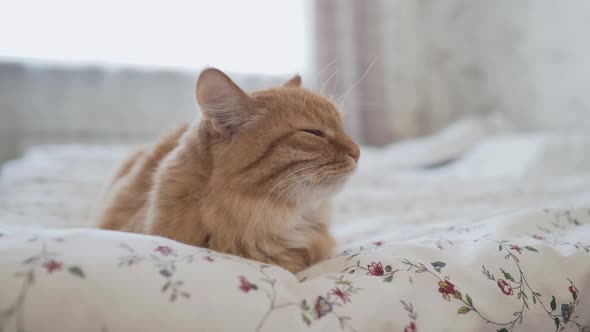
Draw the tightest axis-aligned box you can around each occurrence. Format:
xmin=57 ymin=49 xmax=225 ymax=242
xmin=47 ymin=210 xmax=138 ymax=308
xmin=97 ymin=68 xmax=360 ymax=273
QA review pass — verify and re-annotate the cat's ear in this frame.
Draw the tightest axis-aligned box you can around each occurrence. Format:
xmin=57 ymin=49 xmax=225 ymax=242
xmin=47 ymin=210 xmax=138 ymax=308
xmin=283 ymin=74 xmax=302 ymax=88
xmin=196 ymin=68 xmax=251 ymax=135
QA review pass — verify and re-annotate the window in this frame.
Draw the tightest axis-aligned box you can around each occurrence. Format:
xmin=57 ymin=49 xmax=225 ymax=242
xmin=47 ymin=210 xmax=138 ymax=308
xmin=0 ymin=0 xmax=306 ymax=75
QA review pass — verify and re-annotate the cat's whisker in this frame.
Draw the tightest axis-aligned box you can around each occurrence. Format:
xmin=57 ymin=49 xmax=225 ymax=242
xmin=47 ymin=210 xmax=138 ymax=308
xmin=276 ymin=170 xmax=321 ymax=204
xmin=267 ymin=173 xmax=313 ymax=222
xmin=288 ymin=169 xmax=327 ymax=203
xmin=267 ymin=166 xmax=318 ymax=200
xmin=338 ymin=56 xmax=378 ymax=105
xmin=281 ymin=179 xmax=312 ymax=212
xmin=320 ymin=70 xmax=338 ymax=96
xmin=276 ymin=169 xmax=325 ymax=212
xmin=311 ymin=174 xmax=333 ymax=200
xmin=316 ymin=174 xmax=332 ymax=191
xmin=328 ymin=73 xmax=341 ymax=105
xmin=316 ymin=58 xmax=337 ymax=77
xmin=253 ymin=165 xmax=319 ymax=226
xmin=271 ymin=166 xmax=319 ymax=202
xmin=255 ymin=173 xmax=307 ymax=224
xmin=314 ymin=58 xmax=337 ymax=93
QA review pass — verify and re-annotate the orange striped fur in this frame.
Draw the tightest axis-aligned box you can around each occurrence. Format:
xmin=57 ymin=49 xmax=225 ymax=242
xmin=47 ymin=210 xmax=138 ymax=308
xmin=97 ymin=68 xmax=360 ymax=273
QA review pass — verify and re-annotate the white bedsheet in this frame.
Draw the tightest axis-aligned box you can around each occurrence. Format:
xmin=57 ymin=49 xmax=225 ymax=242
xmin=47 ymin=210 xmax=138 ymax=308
xmin=1 ymin=119 xmax=589 ymax=331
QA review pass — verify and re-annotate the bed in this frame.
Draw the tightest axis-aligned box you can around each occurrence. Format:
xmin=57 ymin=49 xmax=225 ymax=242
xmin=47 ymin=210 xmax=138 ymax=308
xmin=1 ymin=118 xmax=589 ymax=331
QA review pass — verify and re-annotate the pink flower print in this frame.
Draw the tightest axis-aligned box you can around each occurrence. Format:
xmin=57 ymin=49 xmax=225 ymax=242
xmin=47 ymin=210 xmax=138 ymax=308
xmin=404 ymin=322 xmax=417 ymax=332
xmin=238 ymin=276 xmax=258 ymax=293
xmin=43 ymin=260 xmax=63 ymax=273
xmin=367 ymin=262 xmax=384 ymax=276
xmin=155 ymin=246 xmax=174 ymax=256
xmin=510 ymin=245 xmax=523 ymax=254
xmin=438 ymin=280 xmax=461 ymax=301
xmin=330 ymin=287 xmax=351 ymax=303
xmin=497 ymin=279 xmax=513 ymax=295
xmin=314 ymin=296 xmax=333 ymax=318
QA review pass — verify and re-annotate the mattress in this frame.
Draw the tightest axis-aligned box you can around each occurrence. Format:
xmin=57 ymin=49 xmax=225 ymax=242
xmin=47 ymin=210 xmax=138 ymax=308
xmin=1 ymin=119 xmax=589 ymax=331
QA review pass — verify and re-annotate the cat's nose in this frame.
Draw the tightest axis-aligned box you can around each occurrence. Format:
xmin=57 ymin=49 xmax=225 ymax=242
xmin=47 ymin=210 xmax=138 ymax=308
xmin=348 ymin=147 xmax=360 ymax=163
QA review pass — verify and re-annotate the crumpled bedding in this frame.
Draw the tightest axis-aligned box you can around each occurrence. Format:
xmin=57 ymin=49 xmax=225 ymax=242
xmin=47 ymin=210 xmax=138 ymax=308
xmin=1 ymin=118 xmax=589 ymax=332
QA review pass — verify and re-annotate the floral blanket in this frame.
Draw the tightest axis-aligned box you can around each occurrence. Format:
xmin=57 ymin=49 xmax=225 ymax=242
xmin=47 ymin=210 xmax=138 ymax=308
xmin=1 ymin=121 xmax=590 ymax=331
xmin=0 ymin=207 xmax=588 ymax=332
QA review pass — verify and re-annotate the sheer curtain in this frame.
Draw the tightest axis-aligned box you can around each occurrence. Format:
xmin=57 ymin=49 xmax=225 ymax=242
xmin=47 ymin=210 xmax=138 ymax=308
xmin=312 ymin=0 xmax=393 ymax=146
xmin=311 ymin=0 xmax=590 ymax=145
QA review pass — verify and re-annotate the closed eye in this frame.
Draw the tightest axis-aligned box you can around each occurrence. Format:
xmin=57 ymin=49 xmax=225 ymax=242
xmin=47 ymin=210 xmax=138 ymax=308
xmin=299 ymin=129 xmax=324 ymax=137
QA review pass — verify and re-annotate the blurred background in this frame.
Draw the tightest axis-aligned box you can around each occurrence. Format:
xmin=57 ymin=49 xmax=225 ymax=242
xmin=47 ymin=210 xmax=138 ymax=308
xmin=1 ymin=0 xmax=590 ymax=164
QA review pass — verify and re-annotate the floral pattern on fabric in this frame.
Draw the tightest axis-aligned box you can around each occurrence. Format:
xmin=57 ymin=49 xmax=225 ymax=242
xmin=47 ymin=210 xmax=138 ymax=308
xmin=117 ymin=243 xmax=231 ymax=301
xmin=340 ymin=230 xmax=588 ymax=331
xmin=237 ymin=261 xmax=361 ymax=331
xmin=0 ymin=236 xmax=85 ymax=331
xmin=0 ymin=208 xmax=589 ymax=331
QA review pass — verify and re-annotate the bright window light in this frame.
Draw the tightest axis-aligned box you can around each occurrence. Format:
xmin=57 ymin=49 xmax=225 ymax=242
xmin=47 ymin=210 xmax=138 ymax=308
xmin=0 ymin=0 xmax=306 ymax=75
